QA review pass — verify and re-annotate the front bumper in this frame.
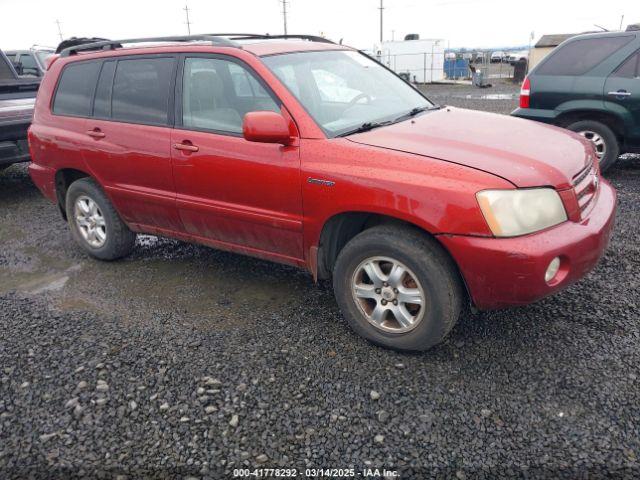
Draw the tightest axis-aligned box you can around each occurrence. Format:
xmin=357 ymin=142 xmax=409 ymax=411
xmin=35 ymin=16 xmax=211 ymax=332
xmin=439 ymin=180 xmax=616 ymax=310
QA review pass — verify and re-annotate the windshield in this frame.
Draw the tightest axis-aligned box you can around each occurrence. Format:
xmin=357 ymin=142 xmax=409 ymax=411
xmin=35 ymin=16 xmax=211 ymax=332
xmin=262 ymin=50 xmax=433 ymax=137
xmin=34 ymin=50 xmax=54 ymax=68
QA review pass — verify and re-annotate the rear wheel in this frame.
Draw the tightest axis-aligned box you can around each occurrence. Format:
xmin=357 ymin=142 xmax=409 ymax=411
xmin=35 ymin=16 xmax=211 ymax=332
xmin=567 ymin=120 xmax=620 ymax=172
xmin=332 ymin=225 xmax=464 ymax=351
xmin=65 ymin=177 xmax=136 ymax=260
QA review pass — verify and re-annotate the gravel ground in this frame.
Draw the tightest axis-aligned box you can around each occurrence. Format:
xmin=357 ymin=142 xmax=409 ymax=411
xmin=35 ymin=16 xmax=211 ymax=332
xmin=1 ymin=84 xmax=639 ymax=479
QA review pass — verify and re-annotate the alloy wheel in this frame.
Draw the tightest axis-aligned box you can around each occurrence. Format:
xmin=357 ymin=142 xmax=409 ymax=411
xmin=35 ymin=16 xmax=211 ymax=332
xmin=578 ymin=130 xmax=607 ymax=161
xmin=351 ymin=256 xmax=426 ymax=333
xmin=74 ymin=195 xmax=107 ymax=248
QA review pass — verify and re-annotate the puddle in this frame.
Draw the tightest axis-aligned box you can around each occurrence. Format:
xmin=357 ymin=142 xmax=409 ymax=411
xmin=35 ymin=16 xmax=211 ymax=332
xmin=0 ymin=264 xmax=83 ymax=294
xmin=0 ymin=231 xmax=312 ymax=329
xmin=456 ymin=93 xmax=516 ymax=100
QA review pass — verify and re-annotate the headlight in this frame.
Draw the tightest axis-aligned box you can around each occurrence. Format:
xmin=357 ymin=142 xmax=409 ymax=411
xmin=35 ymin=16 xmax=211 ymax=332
xmin=476 ymin=188 xmax=567 ymax=237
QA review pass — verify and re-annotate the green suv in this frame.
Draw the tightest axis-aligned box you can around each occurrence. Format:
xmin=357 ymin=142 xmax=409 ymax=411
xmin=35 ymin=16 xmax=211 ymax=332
xmin=512 ymin=28 xmax=640 ymax=172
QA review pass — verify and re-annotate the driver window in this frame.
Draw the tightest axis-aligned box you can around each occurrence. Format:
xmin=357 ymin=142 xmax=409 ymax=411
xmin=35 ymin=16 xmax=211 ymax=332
xmin=182 ymin=57 xmax=279 ymax=134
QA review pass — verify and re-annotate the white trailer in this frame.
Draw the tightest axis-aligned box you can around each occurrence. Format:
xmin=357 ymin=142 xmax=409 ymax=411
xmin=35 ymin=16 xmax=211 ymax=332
xmin=376 ymin=39 xmax=445 ymax=84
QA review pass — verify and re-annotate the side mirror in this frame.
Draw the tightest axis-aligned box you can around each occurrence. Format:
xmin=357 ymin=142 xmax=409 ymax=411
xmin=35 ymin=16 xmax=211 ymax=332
xmin=243 ymin=111 xmax=293 ymax=145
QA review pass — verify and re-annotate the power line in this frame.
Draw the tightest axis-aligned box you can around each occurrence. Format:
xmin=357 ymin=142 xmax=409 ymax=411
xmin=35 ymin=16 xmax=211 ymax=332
xmin=281 ymin=0 xmax=289 ymax=35
xmin=55 ymin=19 xmax=64 ymax=42
xmin=379 ymin=0 xmax=384 ymax=43
xmin=184 ymin=3 xmax=192 ymax=35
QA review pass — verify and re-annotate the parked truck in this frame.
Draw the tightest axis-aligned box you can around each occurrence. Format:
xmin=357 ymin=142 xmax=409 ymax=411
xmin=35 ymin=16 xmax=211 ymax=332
xmin=0 ymin=49 xmax=39 ymax=171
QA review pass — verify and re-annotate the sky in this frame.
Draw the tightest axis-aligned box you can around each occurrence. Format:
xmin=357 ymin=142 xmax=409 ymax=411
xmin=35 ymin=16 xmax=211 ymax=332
xmin=1 ymin=0 xmax=638 ymax=51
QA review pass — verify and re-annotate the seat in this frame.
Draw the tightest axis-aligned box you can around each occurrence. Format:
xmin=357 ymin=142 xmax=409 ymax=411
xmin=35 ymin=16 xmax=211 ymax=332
xmin=184 ymin=70 xmax=243 ymax=132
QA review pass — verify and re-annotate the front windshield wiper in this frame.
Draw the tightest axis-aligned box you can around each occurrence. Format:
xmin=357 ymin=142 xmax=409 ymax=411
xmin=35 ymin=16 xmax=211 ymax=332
xmin=337 ymin=120 xmax=394 ymax=137
xmin=393 ymin=105 xmax=435 ymax=123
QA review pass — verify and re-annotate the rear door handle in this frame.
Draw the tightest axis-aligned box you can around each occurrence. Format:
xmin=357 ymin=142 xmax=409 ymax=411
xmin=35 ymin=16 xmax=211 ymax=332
xmin=173 ymin=142 xmax=199 ymax=153
xmin=607 ymin=90 xmax=631 ymax=97
xmin=86 ymin=129 xmax=106 ymax=139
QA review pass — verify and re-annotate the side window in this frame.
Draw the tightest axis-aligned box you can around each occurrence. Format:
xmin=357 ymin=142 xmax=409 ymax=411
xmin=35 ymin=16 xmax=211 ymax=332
xmin=93 ymin=61 xmax=116 ymax=118
xmin=53 ymin=61 xmax=101 ymax=117
xmin=613 ymin=51 xmax=640 ymax=78
xmin=537 ymin=36 xmax=634 ymax=76
xmin=270 ymin=64 xmax=301 ymax=97
xmin=112 ymin=57 xmax=175 ymax=125
xmin=19 ymin=54 xmax=39 ymax=76
xmin=228 ymin=63 xmax=271 ymax=99
xmin=182 ymin=57 xmax=279 ymax=134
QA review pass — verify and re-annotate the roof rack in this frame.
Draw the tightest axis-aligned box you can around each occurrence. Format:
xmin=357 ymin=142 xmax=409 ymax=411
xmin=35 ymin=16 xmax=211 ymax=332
xmin=207 ymin=33 xmax=336 ymax=44
xmin=59 ymin=35 xmax=240 ymax=57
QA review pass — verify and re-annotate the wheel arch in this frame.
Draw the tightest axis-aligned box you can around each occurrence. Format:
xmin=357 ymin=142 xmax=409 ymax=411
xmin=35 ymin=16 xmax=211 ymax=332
xmin=54 ymin=168 xmax=92 ymax=220
xmin=314 ymin=211 xmax=470 ymax=299
xmin=555 ymin=108 xmax=626 ymax=141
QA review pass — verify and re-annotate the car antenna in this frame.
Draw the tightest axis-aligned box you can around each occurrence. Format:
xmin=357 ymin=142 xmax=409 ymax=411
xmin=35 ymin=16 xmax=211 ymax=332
xmin=593 ymin=24 xmax=609 ymax=32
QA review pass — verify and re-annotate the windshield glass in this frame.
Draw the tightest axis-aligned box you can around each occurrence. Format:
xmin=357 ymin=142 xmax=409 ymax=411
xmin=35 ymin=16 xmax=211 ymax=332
xmin=34 ymin=50 xmax=54 ymax=68
xmin=262 ymin=50 xmax=433 ymax=137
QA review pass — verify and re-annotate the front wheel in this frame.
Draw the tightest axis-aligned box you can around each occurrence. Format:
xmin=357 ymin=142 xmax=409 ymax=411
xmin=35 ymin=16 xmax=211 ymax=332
xmin=332 ymin=225 xmax=464 ymax=351
xmin=567 ymin=120 xmax=620 ymax=173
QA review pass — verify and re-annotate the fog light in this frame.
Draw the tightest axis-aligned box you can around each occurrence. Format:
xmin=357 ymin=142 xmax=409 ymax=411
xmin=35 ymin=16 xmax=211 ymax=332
xmin=545 ymin=257 xmax=561 ymax=283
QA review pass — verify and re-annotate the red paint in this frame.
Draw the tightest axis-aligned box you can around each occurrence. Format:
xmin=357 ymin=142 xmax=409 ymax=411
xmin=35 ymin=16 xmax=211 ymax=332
xmin=28 ymin=41 xmax=617 ymax=310
xmin=243 ymin=111 xmax=292 ymax=145
xmin=440 ymin=181 xmax=616 ymax=309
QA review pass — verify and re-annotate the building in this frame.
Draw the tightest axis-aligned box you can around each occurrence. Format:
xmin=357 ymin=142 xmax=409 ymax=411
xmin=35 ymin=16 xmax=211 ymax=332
xmin=529 ymin=33 xmax=579 ymax=69
xmin=376 ymin=37 xmax=445 ymax=83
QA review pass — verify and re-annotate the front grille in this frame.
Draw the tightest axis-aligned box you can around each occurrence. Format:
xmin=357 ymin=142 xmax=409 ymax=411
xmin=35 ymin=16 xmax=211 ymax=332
xmin=572 ymin=157 xmax=599 ymax=216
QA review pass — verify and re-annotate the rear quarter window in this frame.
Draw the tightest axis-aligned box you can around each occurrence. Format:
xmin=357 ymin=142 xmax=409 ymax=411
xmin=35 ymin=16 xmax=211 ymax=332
xmin=53 ymin=61 xmax=101 ymax=116
xmin=536 ymin=35 xmax=634 ymax=76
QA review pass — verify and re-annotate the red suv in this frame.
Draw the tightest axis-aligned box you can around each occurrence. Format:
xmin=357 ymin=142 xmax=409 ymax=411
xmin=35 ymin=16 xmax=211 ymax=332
xmin=28 ymin=35 xmax=616 ymax=351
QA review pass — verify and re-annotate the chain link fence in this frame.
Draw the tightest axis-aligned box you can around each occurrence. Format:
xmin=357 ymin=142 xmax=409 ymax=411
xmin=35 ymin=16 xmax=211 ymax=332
xmin=377 ymin=50 xmax=516 ymax=83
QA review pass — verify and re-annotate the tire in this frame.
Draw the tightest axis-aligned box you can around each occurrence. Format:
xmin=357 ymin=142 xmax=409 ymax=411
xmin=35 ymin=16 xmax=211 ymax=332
xmin=566 ymin=120 xmax=620 ymax=173
xmin=65 ymin=177 xmax=136 ymax=260
xmin=332 ymin=224 xmax=464 ymax=351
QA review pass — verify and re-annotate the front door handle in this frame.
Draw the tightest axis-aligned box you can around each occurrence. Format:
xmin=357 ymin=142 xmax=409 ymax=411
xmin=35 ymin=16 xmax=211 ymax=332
xmin=86 ymin=129 xmax=106 ymax=139
xmin=173 ymin=142 xmax=199 ymax=153
xmin=607 ymin=90 xmax=632 ymax=97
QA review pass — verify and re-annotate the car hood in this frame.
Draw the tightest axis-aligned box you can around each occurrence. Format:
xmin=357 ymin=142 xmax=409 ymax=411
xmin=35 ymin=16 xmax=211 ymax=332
xmin=348 ymin=107 xmax=591 ymax=189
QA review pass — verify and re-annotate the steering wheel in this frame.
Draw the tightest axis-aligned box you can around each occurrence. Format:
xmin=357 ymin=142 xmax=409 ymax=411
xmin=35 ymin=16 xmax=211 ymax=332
xmin=346 ymin=93 xmax=372 ymax=109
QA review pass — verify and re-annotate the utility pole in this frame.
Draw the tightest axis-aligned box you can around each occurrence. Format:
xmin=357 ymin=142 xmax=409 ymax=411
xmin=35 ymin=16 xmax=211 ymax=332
xmin=281 ymin=0 xmax=289 ymax=35
xmin=619 ymin=14 xmax=625 ymax=30
xmin=55 ymin=19 xmax=63 ymax=42
xmin=379 ymin=0 xmax=384 ymax=43
xmin=184 ymin=3 xmax=192 ymax=35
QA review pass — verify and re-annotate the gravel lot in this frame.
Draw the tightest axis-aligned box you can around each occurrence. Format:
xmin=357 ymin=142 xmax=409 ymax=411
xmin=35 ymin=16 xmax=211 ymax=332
xmin=1 ymin=82 xmax=639 ymax=479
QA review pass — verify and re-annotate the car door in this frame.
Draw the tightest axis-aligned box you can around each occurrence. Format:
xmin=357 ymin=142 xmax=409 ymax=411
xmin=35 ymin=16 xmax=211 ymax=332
xmin=83 ymin=56 xmax=182 ymax=232
xmin=604 ymin=50 xmax=640 ymax=145
xmin=170 ymin=54 xmax=304 ymax=263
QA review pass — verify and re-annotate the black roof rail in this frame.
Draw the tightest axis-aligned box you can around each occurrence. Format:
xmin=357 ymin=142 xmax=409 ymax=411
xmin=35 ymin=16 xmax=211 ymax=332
xmin=59 ymin=35 xmax=240 ymax=57
xmin=207 ymin=33 xmax=336 ymax=44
